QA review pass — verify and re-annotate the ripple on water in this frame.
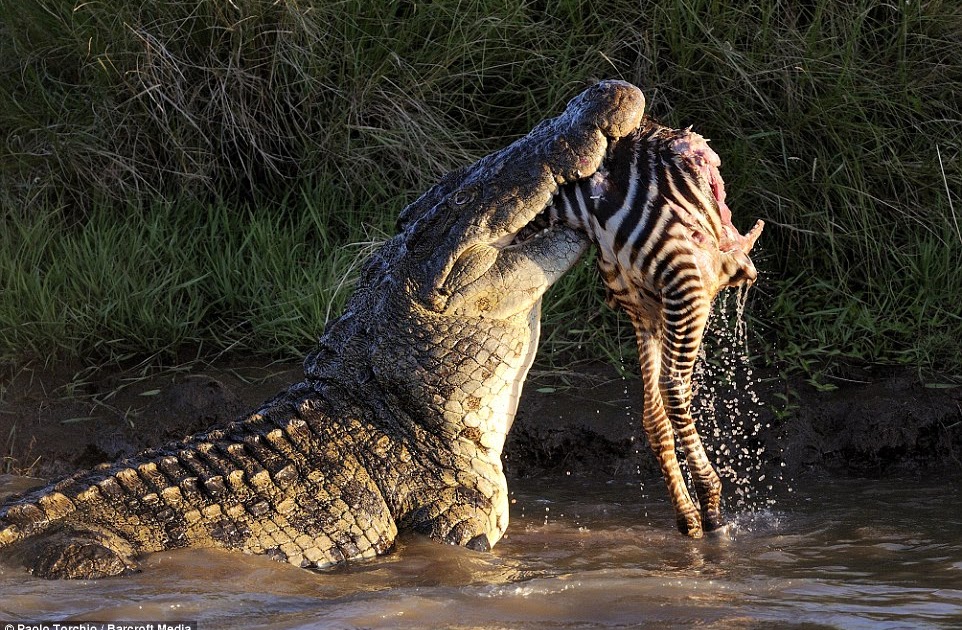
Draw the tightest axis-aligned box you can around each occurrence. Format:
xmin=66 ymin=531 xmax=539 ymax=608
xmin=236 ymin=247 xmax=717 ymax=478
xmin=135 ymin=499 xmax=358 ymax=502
xmin=3 ymin=472 xmax=962 ymax=629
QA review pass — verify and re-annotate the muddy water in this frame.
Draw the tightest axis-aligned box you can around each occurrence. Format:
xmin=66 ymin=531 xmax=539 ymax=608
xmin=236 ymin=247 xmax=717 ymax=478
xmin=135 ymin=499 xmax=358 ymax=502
xmin=1 ymin=475 xmax=961 ymax=629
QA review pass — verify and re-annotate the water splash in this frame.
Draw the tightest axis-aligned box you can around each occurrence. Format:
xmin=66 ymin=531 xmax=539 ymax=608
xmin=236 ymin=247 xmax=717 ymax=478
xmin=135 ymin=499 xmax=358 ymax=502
xmin=692 ymin=285 xmax=784 ymax=515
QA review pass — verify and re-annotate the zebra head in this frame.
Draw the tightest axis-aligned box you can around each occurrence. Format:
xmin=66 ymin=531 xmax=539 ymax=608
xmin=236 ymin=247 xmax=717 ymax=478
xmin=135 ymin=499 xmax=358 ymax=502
xmin=666 ymin=127 xmax=765 ymax=292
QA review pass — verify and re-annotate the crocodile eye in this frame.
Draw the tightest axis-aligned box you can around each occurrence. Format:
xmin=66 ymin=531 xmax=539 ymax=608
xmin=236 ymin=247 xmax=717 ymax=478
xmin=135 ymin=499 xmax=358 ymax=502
xmin=406 ymin=201 xmax=459 ymax=257
xmin=452 ymin=186 xmax=478 ymax=206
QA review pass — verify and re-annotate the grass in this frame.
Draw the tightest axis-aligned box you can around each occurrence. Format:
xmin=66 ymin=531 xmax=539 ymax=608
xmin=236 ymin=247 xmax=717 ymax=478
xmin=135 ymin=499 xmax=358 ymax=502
xmin=1 ymin=182 xmax=385 ymax=364
xmin=1 ymin=0 xmax=961 ymax=381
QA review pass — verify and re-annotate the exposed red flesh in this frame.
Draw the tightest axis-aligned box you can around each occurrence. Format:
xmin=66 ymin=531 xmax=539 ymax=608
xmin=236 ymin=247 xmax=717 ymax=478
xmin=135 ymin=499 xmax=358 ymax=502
xmin=670 ymin=133 xmax=764 ymax=255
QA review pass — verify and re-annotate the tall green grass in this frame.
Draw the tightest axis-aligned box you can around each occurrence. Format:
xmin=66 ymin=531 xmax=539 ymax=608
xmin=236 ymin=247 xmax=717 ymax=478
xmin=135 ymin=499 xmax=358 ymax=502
xmin=2 ymin=0 xmax=961 ymax=379
xmin=1 ymin=184 xmax=386 ymax=363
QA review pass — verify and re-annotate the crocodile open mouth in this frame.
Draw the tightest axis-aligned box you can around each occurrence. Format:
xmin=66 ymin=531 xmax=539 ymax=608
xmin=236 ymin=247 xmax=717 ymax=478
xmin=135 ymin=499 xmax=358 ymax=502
xmin=507 ymin=208 xmax=555 ymax=247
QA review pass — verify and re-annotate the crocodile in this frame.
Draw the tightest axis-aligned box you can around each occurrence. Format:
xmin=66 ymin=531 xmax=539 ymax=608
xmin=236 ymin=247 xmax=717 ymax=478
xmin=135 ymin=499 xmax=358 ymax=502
xmin=0 ymin=80 xmax=645 ymax=579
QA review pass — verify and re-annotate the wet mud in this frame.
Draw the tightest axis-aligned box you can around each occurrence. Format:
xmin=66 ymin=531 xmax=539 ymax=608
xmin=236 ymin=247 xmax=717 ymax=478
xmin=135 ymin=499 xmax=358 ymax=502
xmin=0 ymin=358 xmax=959 ymax=483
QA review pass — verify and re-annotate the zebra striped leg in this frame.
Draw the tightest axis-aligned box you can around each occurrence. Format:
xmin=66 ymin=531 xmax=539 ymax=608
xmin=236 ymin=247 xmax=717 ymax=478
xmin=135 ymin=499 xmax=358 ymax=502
xmin=633 ymin=324 xmax=704 ymax=538
xmin=659 ymin=295 xmax=725 ymax=533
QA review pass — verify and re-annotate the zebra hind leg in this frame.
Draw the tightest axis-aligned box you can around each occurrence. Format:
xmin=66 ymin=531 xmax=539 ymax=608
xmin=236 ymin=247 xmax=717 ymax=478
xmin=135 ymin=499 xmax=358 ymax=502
xmin=633 ymin=326 xmax=704 ymax=538
xmin=659 ymin=298 xmax=726 ymax=533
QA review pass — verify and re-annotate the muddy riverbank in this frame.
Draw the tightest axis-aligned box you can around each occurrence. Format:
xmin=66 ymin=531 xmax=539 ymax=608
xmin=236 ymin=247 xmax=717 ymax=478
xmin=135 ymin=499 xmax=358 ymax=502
xmin=1 ymin=357 xmax=959 ymax=483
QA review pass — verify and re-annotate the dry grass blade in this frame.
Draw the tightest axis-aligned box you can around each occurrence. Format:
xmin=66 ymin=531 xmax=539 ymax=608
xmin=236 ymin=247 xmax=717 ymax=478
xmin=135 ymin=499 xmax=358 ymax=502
xmin=0 ymin=0 xmax=960 ymax=381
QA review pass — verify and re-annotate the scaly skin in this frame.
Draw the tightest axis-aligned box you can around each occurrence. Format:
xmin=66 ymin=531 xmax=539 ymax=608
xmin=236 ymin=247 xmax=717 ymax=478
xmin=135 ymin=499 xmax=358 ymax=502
xmin=0 ymin=80 xmax=645 ymax=579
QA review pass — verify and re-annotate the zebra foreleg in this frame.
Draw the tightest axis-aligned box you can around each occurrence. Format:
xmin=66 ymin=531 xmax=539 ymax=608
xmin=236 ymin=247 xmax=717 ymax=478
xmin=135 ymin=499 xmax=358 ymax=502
xmin=634 ymin=326 xmax=704 ymax=538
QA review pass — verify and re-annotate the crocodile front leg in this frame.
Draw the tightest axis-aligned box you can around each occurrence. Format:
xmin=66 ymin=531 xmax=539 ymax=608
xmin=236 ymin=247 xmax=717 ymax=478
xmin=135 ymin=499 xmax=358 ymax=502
xmin=406 ymin=484 xmax=504 ymax=551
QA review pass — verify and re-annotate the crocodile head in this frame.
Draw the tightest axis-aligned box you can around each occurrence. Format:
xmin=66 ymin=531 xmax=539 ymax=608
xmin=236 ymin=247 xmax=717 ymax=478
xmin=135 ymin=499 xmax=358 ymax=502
xmin=305 ymin=81 xmax=645 ymax=460
xmin=396 ymin=82 xmax=646 ymax=317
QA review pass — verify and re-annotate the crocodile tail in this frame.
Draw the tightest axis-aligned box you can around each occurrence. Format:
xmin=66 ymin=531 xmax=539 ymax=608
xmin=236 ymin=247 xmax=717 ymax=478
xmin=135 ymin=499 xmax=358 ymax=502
xmin=0 ymin=480 xmax=83 ymax=549
xmin=0 ymin=414 xmax=271 ymax=552
xmin=0 ymin=445 xmax=186 ymax=552
xmin=0 ymin=454 xmax=137 ymax=550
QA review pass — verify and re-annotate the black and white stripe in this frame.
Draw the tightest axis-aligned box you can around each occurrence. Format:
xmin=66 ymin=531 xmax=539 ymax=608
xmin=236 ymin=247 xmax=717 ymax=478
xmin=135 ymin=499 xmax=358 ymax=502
xmin=547 ymin=121 xmax=751 ymax=537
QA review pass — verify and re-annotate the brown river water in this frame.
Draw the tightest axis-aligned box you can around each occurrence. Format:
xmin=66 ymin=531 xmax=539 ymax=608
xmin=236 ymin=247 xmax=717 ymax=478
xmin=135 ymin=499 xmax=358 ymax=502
xmin=1 ymin=474 xmax=961 ymax=629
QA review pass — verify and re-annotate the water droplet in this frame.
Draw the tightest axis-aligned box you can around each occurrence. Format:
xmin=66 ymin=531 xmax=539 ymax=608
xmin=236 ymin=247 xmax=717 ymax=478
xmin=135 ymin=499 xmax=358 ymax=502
xmin=691 ymin=287 xmax=778 ymax=513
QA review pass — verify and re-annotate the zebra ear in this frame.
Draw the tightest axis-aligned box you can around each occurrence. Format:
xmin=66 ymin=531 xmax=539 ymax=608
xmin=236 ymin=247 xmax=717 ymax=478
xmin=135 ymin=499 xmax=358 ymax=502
xmin=743 ymin=219 xmax=765 ymax=252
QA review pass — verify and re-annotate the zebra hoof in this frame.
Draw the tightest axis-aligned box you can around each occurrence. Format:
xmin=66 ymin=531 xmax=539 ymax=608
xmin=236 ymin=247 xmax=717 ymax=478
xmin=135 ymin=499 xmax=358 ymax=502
xmin=676 ymin=513 xmax=704 ymax=539
xmin=705 ymin=523 xmax=732 ymax=540
xmin=702 ymin=509 xmax=727 ymax=534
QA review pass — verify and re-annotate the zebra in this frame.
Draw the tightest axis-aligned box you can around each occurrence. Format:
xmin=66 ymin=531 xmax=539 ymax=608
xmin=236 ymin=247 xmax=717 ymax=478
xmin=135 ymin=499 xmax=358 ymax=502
xmin=548 ymin=119 xmax=765 ymax=538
